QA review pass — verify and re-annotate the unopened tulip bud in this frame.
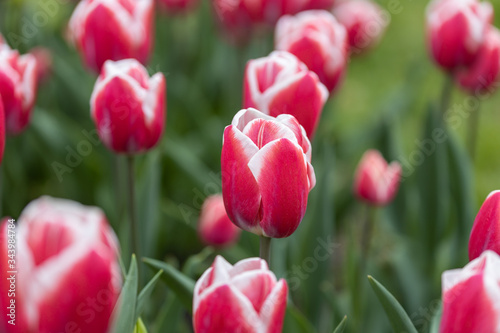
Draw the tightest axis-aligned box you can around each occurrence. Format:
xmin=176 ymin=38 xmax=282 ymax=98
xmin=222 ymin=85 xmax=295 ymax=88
xmin=353 ymin=149 xmax=401 ymax=206
xmin=198 ymin=194 xmax=241 ymax=247
xmin=90 ymin=59 xmax=166 ymax=154
xmin=193 ymin=256 xmax=288 ymax=332
xmin=243 ymin=51 xmax=328 ymax=138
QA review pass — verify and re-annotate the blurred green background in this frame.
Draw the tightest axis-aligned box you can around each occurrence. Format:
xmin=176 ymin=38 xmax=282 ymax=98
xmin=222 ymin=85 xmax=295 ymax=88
xmin=1 ymin=0 xmax=500 ymax=332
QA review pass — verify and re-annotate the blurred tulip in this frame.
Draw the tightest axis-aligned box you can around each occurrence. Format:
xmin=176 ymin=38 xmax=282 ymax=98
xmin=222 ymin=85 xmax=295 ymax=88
xmin=332 ymin=0 xmax=389 ymax=54
xmin=90 ymin=59 xmax=166 ymax=154
xmin=0 ymin=196 xmax=121 ymax=333
xmin=193 ymin=256 xmax=288 ymax=332
xmin=30 ymin=47 xmax=53 ymax=83
xmin=68 ymin=0 xmax=154 ymax=73
xmin=426 ymin=0 xmax=493 ymax=72
xmin=0 ymin=99 xmax=4 ymax=164
xmin=243 ymin=51 xmax=328 ymax=138
xmin=439 ymin=250 xmax=500 ymax=333
xmin=158 ymin=0 xmax=199 ymax=13
xmin=275 ymin=10 xmax=348 ymax=93
xmin=469 ymin=190 xmax=500 ymax=260
xmin=198 ymin=194 xmax=241 ymax=247
xmin=0 ymin=45 xmax=38 ymax=135
xmin=221 ymin=108 xmax=315 ymax=238
xmin=353 ymin=149 xmax=401 ymax=206
xmin=456 ymin=27 xmax=500 ymax=94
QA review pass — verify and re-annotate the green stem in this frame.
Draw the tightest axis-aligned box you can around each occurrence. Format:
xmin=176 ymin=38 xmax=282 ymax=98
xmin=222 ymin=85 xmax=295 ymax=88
xmin=467 ymin=102 xmax=481 ymax=161
xmin=440 ymin=74 xmax=454 ymax=116
xmin=259 ymin=236 xmax=272 ymax=265
xmin=360 ymin=205 xmax=374 ymax=273
xmin=126 ymin=155 xmax=139 ymax=259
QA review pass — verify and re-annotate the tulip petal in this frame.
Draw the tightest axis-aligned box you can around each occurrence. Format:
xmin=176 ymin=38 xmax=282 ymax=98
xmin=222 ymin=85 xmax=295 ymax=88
xmin=469 ymin=191 xmax=500 ymax=260
xmin=260 ymin=279 xmax=288 ymax=333
xmin=248 ymin=138 xmax=309 ymax=238
xmin=231 ymin=270 xmax=277 ymax=313
xmin=221 ymin=126 xmax=262 ymax=233
xmin=230 ymin=257 xmax=268 ymax=277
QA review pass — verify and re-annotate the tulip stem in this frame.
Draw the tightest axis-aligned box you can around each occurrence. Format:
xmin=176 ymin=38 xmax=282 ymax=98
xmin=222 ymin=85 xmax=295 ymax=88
xmin=467 ymin=102 xmax=481 ymax=161
xmin=259 ymin=236 xmax=272 ymax=265
xmin=126 ymin=155 xmax=139 ymax=260
xmin=440 ymin=74 xmax=454 ymax=116
xmin=360 ymin=205 xmax=374 ymax=267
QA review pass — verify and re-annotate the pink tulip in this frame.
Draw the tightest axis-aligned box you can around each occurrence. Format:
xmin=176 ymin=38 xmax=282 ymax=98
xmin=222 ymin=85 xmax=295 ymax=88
xmin=243 ymin=51 xmax=328 ymax=139
xmin=456 ymin=27 xmax=500 ymax=94
xmin=425 ymin=0 xmax=493 ymax=72
xmin=68 ymin=0 xmax=154 ymax=73
xmin=221 ymin=108 xmax=315 ymax=238
xmin=353 ymin=149 xmax=401 ymax=206
xmin=0 ymin=100 xmax=4 ymax=164
xmin=193 ymin=256 xmax=288 ymax=332
xmin=0 ymin=196 xmax=121 ymax=333
xmin=469 ymin=190 xmax=500 ymax=261
xmin=275 ymin=10 xmax=348 ymax=93
xmin=198 ymin=194 xmax=241 ymax=247
xmin=332 ymin=0 xmax=388 ymax=54
xmin=439 ymin=250 xmax=500 ymax=333
xmin=0 ymin=44 xmax=38 ymax=135
xmin=90 ymin=59 xmax=166 ymax=154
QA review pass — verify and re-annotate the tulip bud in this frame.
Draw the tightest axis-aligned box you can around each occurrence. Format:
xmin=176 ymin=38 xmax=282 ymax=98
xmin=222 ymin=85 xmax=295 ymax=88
xmin=193 ymin=256 xmax=288 ymax=332
xmin=425 ymin=0 xmax=493 ymax=72
xmin=198 ymin=194 xmax=241 ymax=247
xmin=468 ymin=190 xmax=500 ymax=261
xmin=68 ymin=0 xmax=154 ymax=73
xmin=0 ymin=196 xmax=121 ymax=333
xmin=275 ymin=10 xmax=348 ymax=93
xmin=221 ymin=108 xmax=315 ymax=238
xmin=332 ymin=0 xmax=389 ymax=54
xmin=455 ymin=27 xmax=500 ymax=95
xmin=0 ymin=45 xmax=38 ymax=135
xmin=159 ymin=0 xmax=199 ymax=13
xmin=90 ymin=59 xmax=166 ymax=154
xmin=353 ymin=149 xmax=401 ymax=206
xmin=243 ymin=51 xmax=328 ymax=139
xmin=439 ymin=250 xmax=500 ymax=333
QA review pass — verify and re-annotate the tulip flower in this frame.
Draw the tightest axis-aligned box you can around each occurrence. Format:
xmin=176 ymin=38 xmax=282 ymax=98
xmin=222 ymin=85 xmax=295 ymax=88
xmin=275 ymin=10 xmax=348 ymax=93
xmin=243 ymin=51 xmax=328 ymax=139
xmin=90 ymin=59 xmax=166 ymax=154
xmin=221 ymin=108 xmax=315 ymax=238
xmin=439 ymin=250 xmax=500 ymax=333
xmin=332 ymin=0 xmax=388 ymax=54
xmin=469 ymin=190 xmax=500 ymax=261
xmin=0 ymin=196 xmax=121 ymax=333
xmin=353 ymin=149 xmax=401 ymax=206
xmin=456 ymin=27 xmax=500 ymax=94
xmin=425 ymin=0 xmax=493 ymax=72
xmin=0 ymin=45 xmax=38 ymax=135
xmin=68 ymin=0 xmax=154 ymax=73
xmin=0 ymin=99 xmax=4 ymax=164
xmin=193 ymin=256 xmax=288 ymax=332
xmin=198 ymin=194 xmax=241 ymax=247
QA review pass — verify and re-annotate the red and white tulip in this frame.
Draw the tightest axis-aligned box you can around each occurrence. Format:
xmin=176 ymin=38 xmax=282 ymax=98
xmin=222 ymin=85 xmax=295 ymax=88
xmin=0 ymin=196 xmax=121 ymax=333
xmin=425 ymin=0 xmax=493 ymax=72
xmin=0 ymin=45 xmax=38 ymax=135
xmin=221 ymin=108 xmax=315 ymax=238
xmin=68 ymin=0 xmax=154 ymax=73
xmin=332 ymin=0 xmax=388 ymax=54
xmin=198 ymin=194 xmax=241 ymax=247
xmin=469 ymin=190 xmax=500 ymax=261
xmin=439 ymin=250 xmax=500 ymax=333
xmin=275 ymin=10 xmax=348 ymax=93
xmin=193 ymin=256 xmax=288 ymax=332
xmin=90 ymin=59 xmax=166 ymax=154
xmin=456 ymin=27 xmax=500 ymax=94
xmin=243 ymin=51 xmax=328 ymax=139
xmin=353 ymin=149 xmax=401 ymax=206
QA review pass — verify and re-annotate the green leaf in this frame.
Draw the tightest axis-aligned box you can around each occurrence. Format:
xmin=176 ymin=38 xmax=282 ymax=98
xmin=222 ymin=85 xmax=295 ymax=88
xmin=134 ymin=318 xmax=148 ymax=333
xmin=429 ymin=301 xmax=442 ymax=333
xmin=333 ymin=316 xmax=347 ymax=333
xmin=368 ymin=276 xmax=417 ymax=333
xmin=152 ymin=295 xmax=183 ymax=333
xmin=136 ymin=270 xmax=163 ymax=320
xmin=110 ymin=255 xmax=139 ymax=333
xmin=143 ymin=257 xmax=196 ymax=311
xmin=283 ymin=304 xmax=317 ymax=333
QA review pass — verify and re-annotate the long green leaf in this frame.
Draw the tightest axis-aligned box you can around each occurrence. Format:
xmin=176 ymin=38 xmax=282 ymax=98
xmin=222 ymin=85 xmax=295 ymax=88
xmin=368 ymin=276 xmax=417 ymax=333
xmin=111 ymin=255 xmax=139 ymax=333
xmin=333 ymin=316 xmax=347 ymax=333
xmin=143 ymin=257 xmax=196 ymax=311
xmin=136 ymin=270 xmax=163 ymax=320
xmin=283 ymin=304 xmax=317 ymax=333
